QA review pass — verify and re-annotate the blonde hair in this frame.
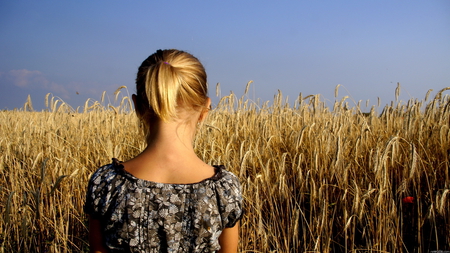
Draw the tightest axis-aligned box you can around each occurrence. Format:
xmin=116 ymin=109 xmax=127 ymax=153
xmin=135 ymin=49 xmax=208 ymax=124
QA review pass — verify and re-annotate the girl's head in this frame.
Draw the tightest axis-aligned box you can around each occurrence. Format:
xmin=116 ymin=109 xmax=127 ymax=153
xmin=134 ymin=49 xmax=209 ymax=126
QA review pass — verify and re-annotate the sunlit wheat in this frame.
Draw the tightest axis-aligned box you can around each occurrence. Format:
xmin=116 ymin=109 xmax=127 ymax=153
xmin=1 ymin=86 xmax=449 ymax=252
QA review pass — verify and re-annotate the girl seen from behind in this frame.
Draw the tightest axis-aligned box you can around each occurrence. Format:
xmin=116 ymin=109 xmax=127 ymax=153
xmin=84 ymin=49 xmax=243 ymax=253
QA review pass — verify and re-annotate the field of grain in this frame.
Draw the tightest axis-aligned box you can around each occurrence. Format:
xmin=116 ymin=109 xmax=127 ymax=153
xmin=1 ymin=85 xmax=449 ymax=252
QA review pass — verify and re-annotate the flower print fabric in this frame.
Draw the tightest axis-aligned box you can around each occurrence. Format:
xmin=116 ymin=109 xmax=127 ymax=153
xmin=84 ymin=159 xmax=243 ymax=253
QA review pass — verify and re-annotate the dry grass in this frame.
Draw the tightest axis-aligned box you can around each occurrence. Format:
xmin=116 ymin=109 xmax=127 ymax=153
xmin=1 ymin=85 xmax=449 ymax=252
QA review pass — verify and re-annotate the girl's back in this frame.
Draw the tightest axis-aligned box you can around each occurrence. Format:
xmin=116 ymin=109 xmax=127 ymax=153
xmin=85 ymin=159 xmax=241 ymax=252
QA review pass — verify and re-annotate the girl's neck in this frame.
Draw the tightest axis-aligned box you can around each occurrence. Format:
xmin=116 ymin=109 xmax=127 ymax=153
xmin=145 ymin=118 xmax=197 ymax=152
xmin=121 ymin=119 xmax=214 ymax=184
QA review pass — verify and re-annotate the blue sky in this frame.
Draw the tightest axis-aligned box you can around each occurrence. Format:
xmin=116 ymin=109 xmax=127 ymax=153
xmin=1 ymin=1 xmax=449 ymax=111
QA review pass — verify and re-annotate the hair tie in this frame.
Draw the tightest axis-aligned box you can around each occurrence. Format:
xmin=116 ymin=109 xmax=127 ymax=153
xmin=163 ymin=62 xmax=170 ymax=65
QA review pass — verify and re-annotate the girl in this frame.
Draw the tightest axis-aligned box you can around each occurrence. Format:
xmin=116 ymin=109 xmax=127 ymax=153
xmin=84 ymin=49 xmax=243 ymax=253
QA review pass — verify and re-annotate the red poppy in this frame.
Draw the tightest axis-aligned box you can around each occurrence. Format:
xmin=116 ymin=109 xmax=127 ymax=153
xmin=402 ymin=196 xmax=414 ymax=204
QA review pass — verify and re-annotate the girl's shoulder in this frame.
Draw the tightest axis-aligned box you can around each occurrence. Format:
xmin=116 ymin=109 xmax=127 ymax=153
xmin=88 ymin=159 xmax=122 ymax=184
xmin=89 ymin=159 xmax=240 ymax=189
xmin=89 ymin=158 xmax=241 ymax=195
xmin=211 ymin=165 xmax=240 ymax=186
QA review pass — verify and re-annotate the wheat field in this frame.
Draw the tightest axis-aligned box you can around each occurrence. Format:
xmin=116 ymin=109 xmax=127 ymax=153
xmin=1 ymin=85 xmax=449 ymax=252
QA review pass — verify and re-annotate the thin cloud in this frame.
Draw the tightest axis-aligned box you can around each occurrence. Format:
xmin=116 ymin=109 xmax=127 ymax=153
xmin=9 ymin=69 xmax=44 ymax=88
xmin=5 ymin=69 xmax=70 ymax=99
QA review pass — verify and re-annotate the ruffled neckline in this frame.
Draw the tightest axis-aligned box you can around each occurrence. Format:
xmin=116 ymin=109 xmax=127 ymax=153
xmin=111 ymin=158 xmax=226 ymax=187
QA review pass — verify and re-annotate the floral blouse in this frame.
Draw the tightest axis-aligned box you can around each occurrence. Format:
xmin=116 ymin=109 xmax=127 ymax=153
xmin=84 ymin=159 xmax=243 ymax=253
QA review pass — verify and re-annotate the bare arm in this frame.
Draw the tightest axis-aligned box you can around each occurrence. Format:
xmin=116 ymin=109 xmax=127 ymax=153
xmin=88 ymin=216 xmax=109 ymax=253
xmin=218 ymin=221 xmax=239 ymax=253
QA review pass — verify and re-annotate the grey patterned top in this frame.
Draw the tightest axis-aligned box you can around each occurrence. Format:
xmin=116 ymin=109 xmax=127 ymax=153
xmin=84 ymin=159 xmax=243 ymax=253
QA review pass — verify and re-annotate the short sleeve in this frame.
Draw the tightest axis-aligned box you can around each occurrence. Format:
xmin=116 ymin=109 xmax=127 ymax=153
xmin=215 ymin=170 xmax=243 ymax=228
xmin=83 ymin=165 xmax=110 ymax=219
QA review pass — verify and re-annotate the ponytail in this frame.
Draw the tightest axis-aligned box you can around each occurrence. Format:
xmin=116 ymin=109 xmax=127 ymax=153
xmin=135 ymin=49 xmax=208 ymax=123
xmin=146 ymin=61 xmax=180 ymax=121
